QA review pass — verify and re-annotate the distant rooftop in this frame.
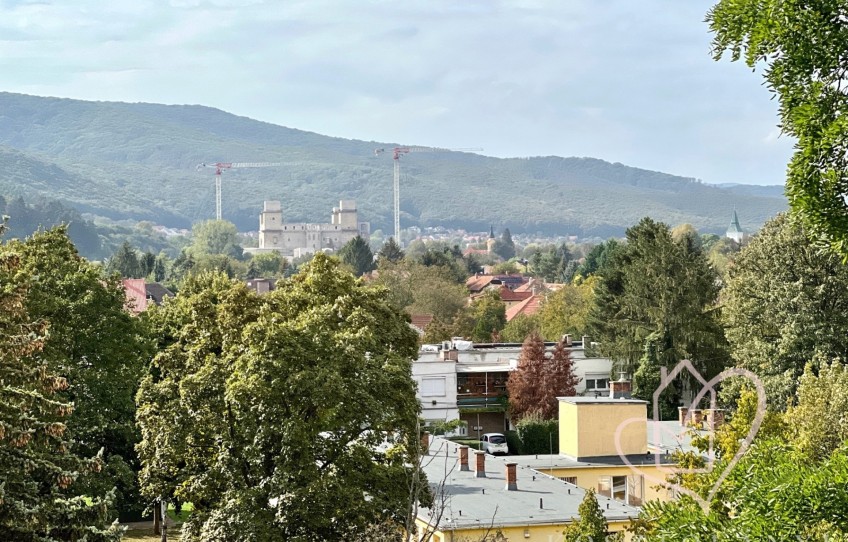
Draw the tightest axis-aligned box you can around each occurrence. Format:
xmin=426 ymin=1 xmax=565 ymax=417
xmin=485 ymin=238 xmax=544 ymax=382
xmin=418 ymin=437 xmax=641 ymax=531
xmin=558 ymin=396 xmax=648 ymax=405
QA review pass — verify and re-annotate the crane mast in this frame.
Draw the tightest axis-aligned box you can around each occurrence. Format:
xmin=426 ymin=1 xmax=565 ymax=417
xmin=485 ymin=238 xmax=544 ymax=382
xmin=375 ymin=146 xmax=481 ymax=243
xmin=196 ymin=162 xmax=284 ymax=221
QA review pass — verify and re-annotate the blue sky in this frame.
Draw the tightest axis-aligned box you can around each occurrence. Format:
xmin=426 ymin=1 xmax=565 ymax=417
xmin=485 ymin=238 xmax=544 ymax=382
xmin=0 ymin=0 xmax=793 ymax=185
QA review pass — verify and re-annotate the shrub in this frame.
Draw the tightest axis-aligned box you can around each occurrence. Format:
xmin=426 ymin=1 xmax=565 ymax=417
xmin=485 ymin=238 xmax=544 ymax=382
xmin=516 ymin=413 xmax=559 ymax=454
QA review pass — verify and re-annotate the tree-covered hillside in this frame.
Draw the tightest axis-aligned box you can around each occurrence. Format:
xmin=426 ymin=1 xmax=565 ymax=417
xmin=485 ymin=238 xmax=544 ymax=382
xmin=0 ymin=92 xmax=786 ymax=236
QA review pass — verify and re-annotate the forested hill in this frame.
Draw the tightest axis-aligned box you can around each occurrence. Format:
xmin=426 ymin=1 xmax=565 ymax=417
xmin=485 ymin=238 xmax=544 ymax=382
xmin=0 ymin=92 xmax=786 ymax=237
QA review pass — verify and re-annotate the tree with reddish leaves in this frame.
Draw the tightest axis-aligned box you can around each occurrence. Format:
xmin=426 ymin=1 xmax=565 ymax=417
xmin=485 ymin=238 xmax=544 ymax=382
xmin=507 ymin=332 xmax=548 ymax=423
xmin=508 ymin=334 xmax=581 ymax=422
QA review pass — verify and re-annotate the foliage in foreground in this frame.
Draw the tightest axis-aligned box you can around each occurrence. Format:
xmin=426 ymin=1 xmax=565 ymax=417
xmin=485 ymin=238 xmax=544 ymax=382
xmin=136 ymin=254 xmax=428 ymax=541
xmin=0 ymin=224 xmax=122 ymax=541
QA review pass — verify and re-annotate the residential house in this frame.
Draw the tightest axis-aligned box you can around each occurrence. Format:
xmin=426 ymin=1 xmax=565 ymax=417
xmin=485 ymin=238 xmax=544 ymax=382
xmin=416 ymin=436 xmax=639 ymax=541
xmin=122 ymin=279 xmax=174 ymax=314
xmin=508 ymin=379 xmax=712 ymax=506
xmin=412 ymin=337 xmax=615 ymax=436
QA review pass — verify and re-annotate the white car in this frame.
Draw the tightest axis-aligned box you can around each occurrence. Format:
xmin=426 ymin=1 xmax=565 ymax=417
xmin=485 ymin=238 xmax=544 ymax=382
xmin=481 ymin=433 xmax=509 ymax=455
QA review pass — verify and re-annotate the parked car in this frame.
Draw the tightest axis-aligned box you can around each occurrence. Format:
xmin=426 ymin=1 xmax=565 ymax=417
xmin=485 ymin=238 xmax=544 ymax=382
xmin=481 ymin=433 xmax=509 ymax=455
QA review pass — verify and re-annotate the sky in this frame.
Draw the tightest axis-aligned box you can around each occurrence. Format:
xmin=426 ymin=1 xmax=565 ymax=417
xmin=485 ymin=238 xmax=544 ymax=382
xmin=0 ymin=0 xmax=794 ymax=185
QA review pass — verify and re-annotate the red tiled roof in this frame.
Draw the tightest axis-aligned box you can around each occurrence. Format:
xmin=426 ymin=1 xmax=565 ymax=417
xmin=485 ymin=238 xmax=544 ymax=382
xmin=465 ymin=274 xmax=496 ymax=293
xmin=409 ymin=314 xmax=434 ymax=335
xmin=122 ymin=278 xmax=148 ymax=314
xmin=498 ymin=285 xmax=533 ymax=302
xmin=505 ymin=294 xmax=544 ymax=321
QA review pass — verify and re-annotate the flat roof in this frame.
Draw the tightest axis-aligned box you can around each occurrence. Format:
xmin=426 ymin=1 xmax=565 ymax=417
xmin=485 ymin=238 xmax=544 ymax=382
xmin=509 ymin=452 xmax=676 ymax=470
xmin=557 ymin=396 xmax=648 ymax=405
xmin=418 ymin=437 xmax=641 ymax=531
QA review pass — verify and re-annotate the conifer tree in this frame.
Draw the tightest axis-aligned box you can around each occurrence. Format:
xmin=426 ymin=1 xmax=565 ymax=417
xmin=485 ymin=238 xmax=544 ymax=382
xmin=0 ymin=223 xmax=121 ymax=541
xmin=507 ymin=332 xmax=548 ymax=422
xmin=107 ymin=240 xmax=143 ymax=278
xmin=338 ymin=235 xmax=375 ymax=276
xmin=548 ymin=338 xmax=581 ymax=403
xmin=378 ymin=237 xmax=405 ymax=264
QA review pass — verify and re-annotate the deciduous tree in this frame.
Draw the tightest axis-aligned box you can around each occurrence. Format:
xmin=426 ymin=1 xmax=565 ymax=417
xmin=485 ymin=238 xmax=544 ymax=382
xmin=470 ymin=290 xmax=506 ymax=343
xmin=190 ymin=219 xmax=243 ymax=259
xmin=708 ymin=0 xmax=848 ymax=256
xmin=563 ymin=489 xmax=615 ymax=542
xmin=137 ymin=254 xmax=426 ymax=541
xmin=722 ymin=214 xmax=848 ymax=407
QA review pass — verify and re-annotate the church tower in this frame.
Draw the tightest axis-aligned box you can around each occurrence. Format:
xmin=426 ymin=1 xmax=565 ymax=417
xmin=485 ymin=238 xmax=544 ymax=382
xmin=726 ymin=209 xmax=744 ymax=244
xmin=486 ymin=225 xmax=496 ymax=255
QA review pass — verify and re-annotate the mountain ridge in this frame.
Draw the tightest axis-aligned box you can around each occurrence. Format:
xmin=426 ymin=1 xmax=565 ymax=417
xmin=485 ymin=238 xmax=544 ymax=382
xmin=0 ymin=92 xmax=786 ymax=237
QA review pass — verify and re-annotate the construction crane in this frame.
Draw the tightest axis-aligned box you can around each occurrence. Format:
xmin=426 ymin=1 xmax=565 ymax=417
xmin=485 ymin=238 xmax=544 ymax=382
xmin=374 ymin=146 xmax=482 ymax=243
xmin=196 ymin=162 xmax=284 ymax=221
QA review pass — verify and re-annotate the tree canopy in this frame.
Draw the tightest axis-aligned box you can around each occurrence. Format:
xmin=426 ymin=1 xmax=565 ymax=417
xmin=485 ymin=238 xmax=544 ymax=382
xmin=708 ymin=0 xmax=848 ymax=256
xmin=588 ymin=218 xmax=728 ymax=387
xmin=189 ymin=219 xmax=244 ymax=260
xmin=722 ymin=214 xmax=848 ymax=407
xmin=0 ymin=224 xmax=122 ymax=541
xmin=338 ymin=235 xmax=375 ymax=276
xmin=136 ymin=254 xmax=426 ymax=541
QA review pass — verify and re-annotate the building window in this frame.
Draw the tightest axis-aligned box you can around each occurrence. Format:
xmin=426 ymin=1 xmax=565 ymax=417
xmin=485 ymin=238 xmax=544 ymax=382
xmin=598 ymin=475 xmax=643 ymax=506
xmin=585 ymin=374 xmax=610 ymax=390
xmin=558 ymin=476 xmax=578 ymax=485
xmin=421 ymin=377 xmax=446 ymax=397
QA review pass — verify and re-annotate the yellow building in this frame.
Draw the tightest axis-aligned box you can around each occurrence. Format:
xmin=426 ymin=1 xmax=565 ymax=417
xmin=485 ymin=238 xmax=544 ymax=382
xmin=416 ymin=437 xmax=640 ymax=542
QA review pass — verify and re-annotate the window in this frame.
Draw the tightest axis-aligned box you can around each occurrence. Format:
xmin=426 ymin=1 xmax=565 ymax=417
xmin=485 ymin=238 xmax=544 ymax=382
xmin=420 ymin=377 xmax=446 ymax=397
xmin=585 ymin=373 xmax=610 ymax=390
xmin=598 ymin=475 xmax=644 ymax=506
xmin=558 ymin=476 xmax=578 ymax=485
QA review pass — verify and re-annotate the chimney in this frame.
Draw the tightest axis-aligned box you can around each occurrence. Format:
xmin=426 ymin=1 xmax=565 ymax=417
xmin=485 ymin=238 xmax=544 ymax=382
xmin=678 ymin=407 xmax=689 ymax=426
xmin=474 ymin=450 xmax=486 ymax=478
xmin=691 ymin=409 xmax=704 ymax=425
xmin=420 ymin=432 xmax=431 ymax=455
xmin=459 ymin=446 xmax=470 ymax=471
xmin=707 ymin=409 xmax=726 ymax=430
xmin=610 ymin=373 xmax=632 ymax=399
xmin=505 ymin=463 xmax=517 ymax=491
xmin=563 ymin=334 xmax=572 ymax=346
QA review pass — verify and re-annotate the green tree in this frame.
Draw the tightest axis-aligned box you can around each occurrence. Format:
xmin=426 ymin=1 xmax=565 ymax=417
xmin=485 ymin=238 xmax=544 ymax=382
xmin=378 ymin=237 xmax=405 ymax=264
xmin=785 ymin=361 xmax=848 ymax=462
xmin=137 ymin=254 xmax=427 ymax=541
xmin=251 ymin=251 xmax=289 ymax=278
xmin=491 ymin=228 xmax=516 ymax=260
xmin=708 ymin=0 xmax=848 ymax=257
xmin=575 ymin=239 xmax=620 ymax=279
xmin=153 ymin=253 xmax=167 ymax=282
xmin=5 ymin=228 xmax=152 ymax=519
xmin=633 ymin=332 xmax=680 ymax=420
xmin=633 ymin=439 xmax=848 ymax=540
xmin=107 ymin=240 xmax=143 ymax=278
xmin=538 ymin=276 xmax=596 ymax=341
xmin=338 ymin=235 xmax=375 ymax=276
xmin=722 ymin=214 xmax=848 ymax=407
xmin=470 ymin=290 xmax=506 ymax=342
xmin=563 ymin=489 xmax=614 ymax=542
xmin=501 ymin=313 xmax=541 ymax=343
xmin=588 ymin=218 xmax=728 ymax=385
xmin=140 ymin=250 xmax=156 ymax=277
xmin=0 ymin=224 xmax=122 ymax=541
xmin=190 ymin=219 xmax=243 ymax=259
xmin=531 ymin=243 xmax=572 ymax=282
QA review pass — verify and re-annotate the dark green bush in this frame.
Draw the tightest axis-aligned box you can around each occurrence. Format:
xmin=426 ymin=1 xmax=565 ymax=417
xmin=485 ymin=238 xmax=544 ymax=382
xmin=516 ymin=414 xmax=559 ymax=454
xmin=505 ymin=430 xmax=523 ymax=455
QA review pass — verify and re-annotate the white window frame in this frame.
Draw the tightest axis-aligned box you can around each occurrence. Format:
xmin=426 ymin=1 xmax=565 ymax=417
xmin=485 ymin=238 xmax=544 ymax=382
xmin=585 ymin=373 xmax=610 ymax=391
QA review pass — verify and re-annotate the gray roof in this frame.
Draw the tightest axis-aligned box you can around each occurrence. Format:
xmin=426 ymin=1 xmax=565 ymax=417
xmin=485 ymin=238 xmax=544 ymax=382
xmin=418 ymin=437 xmax=641 ymax=531
xmin=646 ymin=420 xmax=707 ymax=455
xmin=727 ymin=209 xmax=742 ymax=234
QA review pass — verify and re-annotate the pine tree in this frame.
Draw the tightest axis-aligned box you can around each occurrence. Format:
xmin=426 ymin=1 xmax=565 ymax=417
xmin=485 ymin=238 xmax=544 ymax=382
xmin=378 ymin=237 xmax=405 ymax=263
xmin=153 ymin=254 xmax=167 ymax=282
xmin=107 ymin=241 xmax=143 ymax=278
xmin=339 ymin=235 xmax=375 ymax=276
xmin=246 ymin=259 xmax=260 ymax=279
xmin=563 ymin=489 xmax=614 ymax=541
xmin=140 ymin=251 xmax=156 ymax=277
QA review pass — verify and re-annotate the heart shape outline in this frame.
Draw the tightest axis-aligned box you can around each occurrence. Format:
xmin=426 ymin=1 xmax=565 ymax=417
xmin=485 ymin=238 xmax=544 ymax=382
xmin=614 ymin=363 xmax=767 ymax=512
